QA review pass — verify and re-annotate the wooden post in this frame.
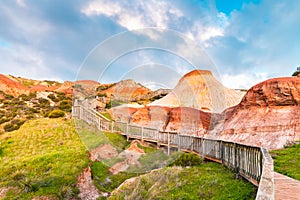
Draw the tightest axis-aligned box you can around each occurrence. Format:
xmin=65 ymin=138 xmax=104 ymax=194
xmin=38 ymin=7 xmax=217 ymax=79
xmin=111 ymin=121 xmax=114 ymax=132
xmin=79 ymin=106 xmax=83 ymax=119
xmin=234 ymin=143 xmax=239 ymax=178
xmin=167 ymin=132 xmax=170 ymax=156
xmin=221 ymin=141 xmax=224 ymax=164
xmin=141 ymin=126 xmax=144 ymax=142
xmin=178 ymin=133 xmax=181 ymax=151
xmin=202 ymin=138 xmax=205 ymax=159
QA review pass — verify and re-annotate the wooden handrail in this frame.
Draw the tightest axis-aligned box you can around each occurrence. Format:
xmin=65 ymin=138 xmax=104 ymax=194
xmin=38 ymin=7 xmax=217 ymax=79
xmin=72 ymin=104 xmax=274 ymax=199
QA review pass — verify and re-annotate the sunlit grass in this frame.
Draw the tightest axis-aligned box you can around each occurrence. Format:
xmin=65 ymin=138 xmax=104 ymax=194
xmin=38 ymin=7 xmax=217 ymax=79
xmin=0 ymin=118 xmax=89 ymax=199
xmin=109 ymin=162 xmax=257 ymax=200
xmin=270 ymin=142 xmax=300 ymax=180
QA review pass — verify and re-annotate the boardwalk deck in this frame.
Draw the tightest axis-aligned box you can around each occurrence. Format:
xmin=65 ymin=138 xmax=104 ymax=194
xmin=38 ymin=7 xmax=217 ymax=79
xmin=274 ymin=172 xmax=300 ymax=200
xmin=72 ymin=103 xmax=276 ymax=199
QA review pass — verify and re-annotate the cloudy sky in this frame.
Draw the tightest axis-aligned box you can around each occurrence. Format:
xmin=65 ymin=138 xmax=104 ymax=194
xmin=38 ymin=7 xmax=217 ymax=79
xmin=0 ymin=0 xmax=299 ymax=89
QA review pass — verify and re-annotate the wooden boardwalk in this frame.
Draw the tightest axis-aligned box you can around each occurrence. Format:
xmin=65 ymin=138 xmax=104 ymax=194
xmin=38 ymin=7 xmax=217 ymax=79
xmin=72 ymin=103 xmax=276 ymax=199
xmin=274 ymin=172 xmax=300 ymax=200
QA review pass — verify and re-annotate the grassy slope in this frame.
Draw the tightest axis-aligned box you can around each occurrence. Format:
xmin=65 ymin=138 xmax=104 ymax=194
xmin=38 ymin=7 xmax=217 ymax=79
xmin=110 ymin=162 xmax=257 ymax=200
xmin=0 ymin=118 xmax=89 ymax=199
xmin=75 ymin=119 xmax=129 ymax=152
xmin=270 ymin=143 xmax=300 ymax=180
xmin=77 ymin=120 xmax=257 ymax=199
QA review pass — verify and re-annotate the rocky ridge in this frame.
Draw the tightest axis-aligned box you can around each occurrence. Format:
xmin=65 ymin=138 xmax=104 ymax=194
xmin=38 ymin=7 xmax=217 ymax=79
xmin=215 ymin=76 xmax=300 ymax=149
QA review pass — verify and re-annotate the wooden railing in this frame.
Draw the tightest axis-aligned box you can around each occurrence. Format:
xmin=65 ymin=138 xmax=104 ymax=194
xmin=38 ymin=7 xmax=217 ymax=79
xmin=72 ymin=103 xmax=274 ymax=200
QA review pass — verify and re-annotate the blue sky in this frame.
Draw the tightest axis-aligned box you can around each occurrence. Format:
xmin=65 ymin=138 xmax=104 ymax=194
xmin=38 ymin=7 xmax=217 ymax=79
xmin=0 ymin=0 xmax=299 ymax=89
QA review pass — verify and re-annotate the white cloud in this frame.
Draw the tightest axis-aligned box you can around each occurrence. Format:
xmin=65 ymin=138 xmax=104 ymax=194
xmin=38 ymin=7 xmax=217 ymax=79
xmin=221 ymin=73 xmax=268 ymax=89
xmin=206 ymin=0 xmax=300 ymax=90
xmin=16 ymin=0 xmax=26 ymax=8
xmin=81 ymin=0 xmax=183 ymax=30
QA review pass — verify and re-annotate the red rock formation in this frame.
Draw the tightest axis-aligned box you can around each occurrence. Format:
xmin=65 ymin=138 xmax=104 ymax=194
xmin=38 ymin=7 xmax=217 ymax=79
xmin=99 ymin=79 xmax=151 ymax=102
xmin=0 ymin=74 xmax=28 ymax=97
xmin=55 ymin=81 xmax=74 ymax=95
xmin=131 ymin=107 xmax=151 ymax=126
xmin=216 ymin=76 xmax=300 ymax=149
xmin=112 ymin=104 xmax=212 ymax=135
xmin=165 ymin=107 xmax=211 ymax=135
xmin=109 ymin=105 xmax=140 ymax=123
xmin=0 ymin=74 xmax=76 ymax=97
xmin=149 ymin=70 xmax=244 ymax=113
xmin=239 ymin=77 xmax=300 ymax=107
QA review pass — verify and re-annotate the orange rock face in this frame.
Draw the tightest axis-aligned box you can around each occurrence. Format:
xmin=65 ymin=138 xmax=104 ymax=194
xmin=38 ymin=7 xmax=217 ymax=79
xmin=112 ymin=105 xmax=212 ymax=135
xmin=99 ymin=79 xmax=151 ymax=102
xmin=165 ymin=107 xmax=211 ymax=136
xmin=217 ymin=76 xmax=300 ymax=149
xmin=239 ymin=77 xmax=300 ymax=107
xmin=0 ymin=74 xmax=77 ymax=97
xmin=149 ymin=70 xmax=244 ymax=113
xmin=0 ymin=74 xmax=28 ymax=97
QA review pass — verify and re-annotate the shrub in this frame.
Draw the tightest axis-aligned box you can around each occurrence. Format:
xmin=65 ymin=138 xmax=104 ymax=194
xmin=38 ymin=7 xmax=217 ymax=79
xmin=4 ymin=123 xmax=17 ymax=132
xmin=97 ymin=93 xmax=107 ymax=97
xmin=38 ymin=98 xmax=50 ymax=105
xmin=58 ymin=100 xmax=72 ymax=112
xmin=11 ymin=119 xmax=25 ymax=126
xmin=19 ymin=94 xmax=30 ymax=101
xmin=3 ymin=119 xmax=26 ymax=132
xmin=47 ymin=93 xmax=59 ymax=102
xmin=56 ymin=92 xmax=71 ymax=101
xmin=28 ymin=92 xmax=37 ymax=99
xmin=292 ymin=71 xmax=300 ymax=76
xmin=48 ymin=110 xmax=65 ymax=118
xmin=0 ymin=117 xmax=10 ymax=125
xmin=168 ymin=152 xmax=202 ymax=167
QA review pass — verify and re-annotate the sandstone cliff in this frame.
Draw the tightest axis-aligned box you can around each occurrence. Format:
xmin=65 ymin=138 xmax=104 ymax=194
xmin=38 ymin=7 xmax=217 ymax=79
xmin=215 ymin=77 xmax=300 ymax=149
xmin=111 ymin=105 xmax=212 ymax=135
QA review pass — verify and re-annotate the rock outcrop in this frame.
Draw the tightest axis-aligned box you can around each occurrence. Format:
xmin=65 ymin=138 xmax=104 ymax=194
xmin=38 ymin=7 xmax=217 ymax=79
xmin=111 ymin=105 xmax=212 ymax=135
xmin=110 ymin=70 xmax=241 ymax=134
xmin=0 ymin=74 xmax=28 ymax=97
xmin=98 ymin=79 xmax=152 ymax=102
xmin=0 ymin=73 xmax=102 ymax=98
xmin=216 ymin=76 xmax=300 ymax=149
xmin=149 ymin=70 xmax=245 ymax=113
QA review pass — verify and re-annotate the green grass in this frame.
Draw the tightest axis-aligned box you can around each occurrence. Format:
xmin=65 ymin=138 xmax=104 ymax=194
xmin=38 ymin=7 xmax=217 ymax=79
xmin=127 ymin=150 xmax=168 ymax=173
xmin=75 ymin=119 xmax=129 ymax=152
xmin=136 ymin=143 xmax=157 ymax=153
xmin=110 ymin=162 xmax=257 ymax=200
xmin=91 ymin=162 xmax=139 ymax=193
xmin=0 ymin=118 xmax=89 ymax=199
xmin=270 ymin=143 xmax=300 ymax=180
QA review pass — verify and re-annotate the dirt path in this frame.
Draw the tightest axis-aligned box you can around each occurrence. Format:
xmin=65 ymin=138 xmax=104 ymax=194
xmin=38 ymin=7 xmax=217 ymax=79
xmin=77 ymin=167 xmax=104 ymax=200
xmin=274 ymin=172 xmax=300 ymax=200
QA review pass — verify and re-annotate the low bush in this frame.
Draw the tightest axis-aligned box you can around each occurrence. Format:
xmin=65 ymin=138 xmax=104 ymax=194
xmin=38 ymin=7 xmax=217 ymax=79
xmin=58 ymin=100 xmax=72 ymax=112
xmin=4 ymin=123 xmax=18 ymax=132
xmin=47 ymin=93 xmax=59 ymax=102
xmin=168 ymin=152 xmax=202 ymax=167
xmin=48 ymin=110 xmax=65 ymax=118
